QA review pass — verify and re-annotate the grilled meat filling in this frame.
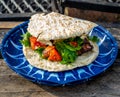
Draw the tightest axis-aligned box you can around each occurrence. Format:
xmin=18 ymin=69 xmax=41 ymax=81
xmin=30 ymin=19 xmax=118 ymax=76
xmin=77 ymin=38 xmax=93 ymax=55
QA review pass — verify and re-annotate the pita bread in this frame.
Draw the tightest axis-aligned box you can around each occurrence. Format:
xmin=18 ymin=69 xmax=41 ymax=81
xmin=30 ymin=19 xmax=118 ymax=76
xmin=23 ymin=41 xmax=99 ymax=72
xmin=23 ymin=12 xmax=99 ymax=72
xmin=27 ymin=12 xmax=97 ymax=41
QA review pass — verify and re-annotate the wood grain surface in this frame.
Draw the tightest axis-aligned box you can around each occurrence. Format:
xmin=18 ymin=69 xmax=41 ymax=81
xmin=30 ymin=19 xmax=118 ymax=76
xmin=0 ymin=22 xmax=120 ymax=97
xmin=0 ymin=22 xmax=23 ymax=29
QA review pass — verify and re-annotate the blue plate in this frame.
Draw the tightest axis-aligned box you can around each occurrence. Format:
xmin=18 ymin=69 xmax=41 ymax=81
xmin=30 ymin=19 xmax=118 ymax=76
xmin=1 ymin=21 xmax=118 ymax=86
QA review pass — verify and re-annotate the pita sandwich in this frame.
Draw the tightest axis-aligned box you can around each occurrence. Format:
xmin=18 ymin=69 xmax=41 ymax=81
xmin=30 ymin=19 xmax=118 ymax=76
xmin=21 ymin=12 xmax=99 ymax=72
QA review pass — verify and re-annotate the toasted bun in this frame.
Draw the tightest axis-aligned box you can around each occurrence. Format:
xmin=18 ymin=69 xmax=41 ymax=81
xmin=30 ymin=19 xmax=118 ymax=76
xmin=27 ymin=12 xmax=97 ymax=41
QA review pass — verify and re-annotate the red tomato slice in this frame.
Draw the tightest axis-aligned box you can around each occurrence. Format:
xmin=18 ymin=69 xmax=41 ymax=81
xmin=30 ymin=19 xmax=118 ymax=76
xmin=29 ymin=36 xmax=37 ymax=50
xmin=42 ymin=46 xmax=62 ymax=61
xmin=48 ymin=48 xmax=62 ymax=61
xmin=29 ymin=36 xmax=46 ymax=50
xmin=35 ymin=41 xmax=46 ymax=48
xmin=70 ymin=41 xmax=78 ymax=47
xmin=42 ymin=46 xmax=55 ymax=58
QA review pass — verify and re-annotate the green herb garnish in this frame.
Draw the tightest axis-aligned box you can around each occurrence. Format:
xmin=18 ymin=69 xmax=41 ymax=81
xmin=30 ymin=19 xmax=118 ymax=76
xmin=35 ymin=48 xmax=44 ymax=57
xmin=20 ymin=32 xmax=31 ymax=47
xmin=55 ymin=37 xmax=83 ymax=64
xmin=88 ymin=36 xmax=99 ymax=42
xmin=63 ymin=37 xmax=83 ymax=51
xmin=55 ymin=41 xmax=77 ymax=64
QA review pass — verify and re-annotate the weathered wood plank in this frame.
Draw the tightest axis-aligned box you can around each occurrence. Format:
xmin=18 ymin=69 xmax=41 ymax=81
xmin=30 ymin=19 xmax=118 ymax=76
xmin=63 ymin=0 xmax=120 ymax=7
xmin=64 ymin=7 xmax=120 ymax=22
xmin=0 ymin=13 xmax=33 ymax=21
xmin=0 ymin=60 xmax=15 ymax=75
xmin=0 ymin=22 xmax=23 ymax=29
xmin=63 ymin=0 xmax=120 ymax=13
xmin=0 ymin=92 xmax=119 ymax=97
xmin=0 ymin=75 xmax=46 ymax=93
xmin=0 ymin=92 xmax=57 ymax=97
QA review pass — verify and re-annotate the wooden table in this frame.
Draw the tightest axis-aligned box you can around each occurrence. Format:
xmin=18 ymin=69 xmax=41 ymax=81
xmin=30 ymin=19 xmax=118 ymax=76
xmin=0 ymin=21 xmax=120 ymax=97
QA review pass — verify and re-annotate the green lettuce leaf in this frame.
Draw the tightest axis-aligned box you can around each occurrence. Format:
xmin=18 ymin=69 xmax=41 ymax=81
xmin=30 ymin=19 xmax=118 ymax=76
xmin=55 ymin=41 xmax=77 ymax=64
xmin=20 ymin=32 xmax=31 ymax=47
xmin=35 ymin=48 xmax=44 ymax=57
xmin=88 ymin=36 xmax=99 ymax=43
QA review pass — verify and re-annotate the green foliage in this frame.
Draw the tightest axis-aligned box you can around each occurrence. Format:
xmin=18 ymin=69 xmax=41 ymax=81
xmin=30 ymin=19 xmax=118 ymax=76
xmin=20 ymin=32 xmax=31 ymax=47
xmin=55 ymin=37 xmax=83 ymax=64
xmin=88 ymin=36 xmax=99 ymax=43
xmin=35 ymin=48 xmax=44 ymax=57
